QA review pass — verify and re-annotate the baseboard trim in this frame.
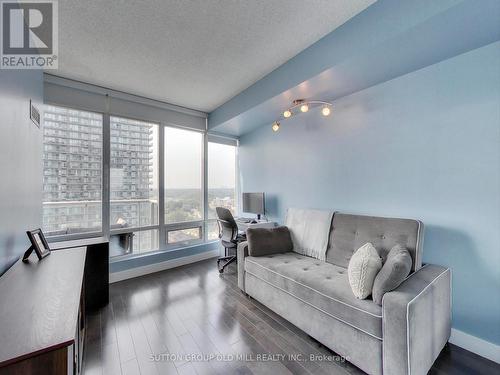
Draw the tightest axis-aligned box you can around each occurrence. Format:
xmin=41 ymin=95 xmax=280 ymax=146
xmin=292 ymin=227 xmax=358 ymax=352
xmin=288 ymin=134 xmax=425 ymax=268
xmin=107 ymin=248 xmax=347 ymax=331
xmin=109 ymin=249 xmax=219 ymax=283
xmin=450 ymin=328 xmax=500 ymax=364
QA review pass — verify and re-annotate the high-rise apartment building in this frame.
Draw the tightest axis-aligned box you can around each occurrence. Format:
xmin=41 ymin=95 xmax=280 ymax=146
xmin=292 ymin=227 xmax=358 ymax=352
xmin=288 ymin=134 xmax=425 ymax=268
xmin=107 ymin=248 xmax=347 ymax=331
xmin=42 ymin=106 xmax=157 ymax=237
xmin=43 ymin=106 xmax=103 ymax=234
xmin=109 ymin=116 xmax=158 ymax=230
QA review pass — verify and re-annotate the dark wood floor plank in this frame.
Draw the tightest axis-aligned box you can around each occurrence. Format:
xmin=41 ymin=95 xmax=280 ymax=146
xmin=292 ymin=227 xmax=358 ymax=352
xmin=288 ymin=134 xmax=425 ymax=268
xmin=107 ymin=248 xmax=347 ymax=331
xmin=86 ymin=312 xmax=101 ymax=345
xmin=183 ymin=317 xmax=254 ymax=375
xmin=83 ymin=312 xmax=102 ymax=371
xmin=83 ymin=312 xmax=103 ymax=375
xmin=230 ymin=339 xmax=292 ymax=375
xmin=100 ymin=303 xmax=118 ymax=347
xmin=111 ymin=293 xmax=138 ymax=364
xmin=121 ymin=358 xmax=141 ymax=375
xmin=230 ymin=297 xmax=338 ymax=375
xmin=101 ymin=341 xmax=123 ymax=375
xmin=183 ymin=319 xmax=221 ymax=356
xmin=176 ymin=362 xmax=198 ymax=375
xmin=431 ymin=344 xmax=499 ymax=375
xmin=122 ymin=294 xmax=160 ymax=375
xmin=133 ymin=294 xmax=179 ymax=375
xmin=215 ymin=301 xmax=311 ymax=374
xmin=189 ymin=316 xmax=237 ymax=354
xmin=129 ymin=279 xmax=189 ymax=369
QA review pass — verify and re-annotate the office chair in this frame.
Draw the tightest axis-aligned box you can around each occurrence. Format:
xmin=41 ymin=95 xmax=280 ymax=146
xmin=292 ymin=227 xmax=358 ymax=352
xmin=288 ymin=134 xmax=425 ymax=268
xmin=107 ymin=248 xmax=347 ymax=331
xmin=216 ymin=207 xmax=245 ymax=273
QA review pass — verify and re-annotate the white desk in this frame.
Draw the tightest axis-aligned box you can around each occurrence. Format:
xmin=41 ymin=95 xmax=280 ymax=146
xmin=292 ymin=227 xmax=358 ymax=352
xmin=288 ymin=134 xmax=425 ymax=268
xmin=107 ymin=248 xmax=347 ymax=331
xmin=236 ymin=220 xmax=277 ymax=231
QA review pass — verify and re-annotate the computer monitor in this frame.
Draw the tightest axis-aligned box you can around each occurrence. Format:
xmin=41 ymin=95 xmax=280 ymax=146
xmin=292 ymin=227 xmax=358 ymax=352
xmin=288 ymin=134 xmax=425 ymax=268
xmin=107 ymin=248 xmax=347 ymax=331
xmin=242 ymin=192 xmax=265 ymax=219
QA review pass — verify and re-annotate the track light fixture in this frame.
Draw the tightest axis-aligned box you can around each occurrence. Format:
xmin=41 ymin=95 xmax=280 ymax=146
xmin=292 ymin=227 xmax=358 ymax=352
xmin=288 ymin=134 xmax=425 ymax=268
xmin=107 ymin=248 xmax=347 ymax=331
xmin=271 ymin=99 xmax=332 ymax=132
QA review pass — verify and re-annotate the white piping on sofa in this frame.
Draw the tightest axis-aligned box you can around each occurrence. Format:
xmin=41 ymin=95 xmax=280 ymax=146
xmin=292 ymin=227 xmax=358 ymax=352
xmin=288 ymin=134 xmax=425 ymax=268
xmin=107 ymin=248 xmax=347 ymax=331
xmin=381 ymin=264 xmax=429 ymax=374
xmin=405 ymin=268 xmax=451 ymax=375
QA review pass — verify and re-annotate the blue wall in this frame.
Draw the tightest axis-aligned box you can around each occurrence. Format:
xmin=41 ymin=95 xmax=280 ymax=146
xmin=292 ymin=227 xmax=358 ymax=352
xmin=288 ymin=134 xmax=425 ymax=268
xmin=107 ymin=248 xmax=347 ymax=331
xmin=209 ymin=0 xmax=500 ymax=136
xmin=0 ymin=71 xmax=43 ymax=276
xmin=239 ymin=42 xmax=500 ymax=345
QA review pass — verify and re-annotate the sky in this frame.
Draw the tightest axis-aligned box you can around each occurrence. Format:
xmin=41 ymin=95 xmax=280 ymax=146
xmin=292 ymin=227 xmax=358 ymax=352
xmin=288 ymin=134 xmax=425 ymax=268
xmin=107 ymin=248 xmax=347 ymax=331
xmin=164 ymin=127 xmax=236 ymax=189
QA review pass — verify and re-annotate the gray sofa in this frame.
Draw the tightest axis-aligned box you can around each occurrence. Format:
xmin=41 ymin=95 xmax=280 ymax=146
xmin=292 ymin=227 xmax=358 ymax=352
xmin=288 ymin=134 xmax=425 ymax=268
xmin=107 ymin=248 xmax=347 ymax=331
xmin=237 ymin=212 xmax=451 ymax=375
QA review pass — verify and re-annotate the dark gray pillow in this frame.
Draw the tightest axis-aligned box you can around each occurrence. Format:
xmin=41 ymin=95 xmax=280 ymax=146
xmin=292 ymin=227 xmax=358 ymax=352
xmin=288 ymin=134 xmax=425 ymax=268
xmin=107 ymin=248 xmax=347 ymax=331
xmin=372 ymin=244 xmax=412 ymax=305
xmin=247 ymin=226 xmax=293 ymax=257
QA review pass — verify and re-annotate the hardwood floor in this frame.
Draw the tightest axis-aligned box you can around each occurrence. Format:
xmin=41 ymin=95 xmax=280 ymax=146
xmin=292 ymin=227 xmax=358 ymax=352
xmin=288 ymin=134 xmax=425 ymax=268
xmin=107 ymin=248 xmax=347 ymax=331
xmin=83 ymin=258 xmax=499 ymax=375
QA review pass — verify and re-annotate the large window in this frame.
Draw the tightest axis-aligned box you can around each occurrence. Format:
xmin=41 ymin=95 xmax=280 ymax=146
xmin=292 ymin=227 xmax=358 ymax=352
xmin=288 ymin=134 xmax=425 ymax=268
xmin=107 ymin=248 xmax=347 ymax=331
xmin=109 ymin=116 xmax=159 ymax=256
xmin=42 ymin=106 xmax=103 ymax=235
xmin=42 ymin=104 xmax=237 ymax=256
xmin=164 ymin=127 xmax=203 ymax=224
xmin=207 ymin=142 xmax=237 ymax=239
xmin=164 ymin=127 xmax=203 ymax=247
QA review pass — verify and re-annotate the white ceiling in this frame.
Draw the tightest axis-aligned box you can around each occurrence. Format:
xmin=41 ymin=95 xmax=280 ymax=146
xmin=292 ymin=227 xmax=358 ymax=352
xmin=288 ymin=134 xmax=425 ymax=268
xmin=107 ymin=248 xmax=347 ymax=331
xmin=57 ymin=0 xmax=375 ymax=112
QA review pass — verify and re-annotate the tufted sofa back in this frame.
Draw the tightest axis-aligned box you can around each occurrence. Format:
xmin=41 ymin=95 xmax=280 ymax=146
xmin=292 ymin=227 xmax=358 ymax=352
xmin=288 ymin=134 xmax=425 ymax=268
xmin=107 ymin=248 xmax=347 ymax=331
xmin=326 ymin=213 xmax=424 ymax=272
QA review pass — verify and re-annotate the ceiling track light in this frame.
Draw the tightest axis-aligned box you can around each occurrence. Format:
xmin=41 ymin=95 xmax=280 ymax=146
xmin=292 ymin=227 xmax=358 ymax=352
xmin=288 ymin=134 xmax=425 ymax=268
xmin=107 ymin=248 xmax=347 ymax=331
xmin=271 ymin=99 xmax=332 ymax=132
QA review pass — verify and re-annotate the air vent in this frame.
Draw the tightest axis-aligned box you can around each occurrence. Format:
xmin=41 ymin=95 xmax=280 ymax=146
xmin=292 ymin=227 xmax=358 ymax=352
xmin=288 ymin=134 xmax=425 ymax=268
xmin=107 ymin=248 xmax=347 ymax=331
xmin=30 ymin=100 xmax=40 ymax=128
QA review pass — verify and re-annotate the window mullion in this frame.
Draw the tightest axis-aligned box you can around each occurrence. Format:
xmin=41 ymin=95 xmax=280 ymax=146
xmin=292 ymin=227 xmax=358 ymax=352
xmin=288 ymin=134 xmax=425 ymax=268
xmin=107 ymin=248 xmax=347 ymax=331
xmin=102 ymin=112 xmax=111 ymax=239
xmin=203 ymin=130 xmax=208 ymax=241
xmin=235 ymin=140 xmax=240 ymax=215
xmin=158 ymin=124 xmax=166 ymax=250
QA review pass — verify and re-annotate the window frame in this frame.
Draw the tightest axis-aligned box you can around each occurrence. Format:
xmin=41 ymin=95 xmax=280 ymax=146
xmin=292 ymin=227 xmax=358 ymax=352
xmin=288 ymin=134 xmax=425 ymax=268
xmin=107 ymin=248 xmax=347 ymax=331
xmin=43 ymin=103 xmax=238 ymax=258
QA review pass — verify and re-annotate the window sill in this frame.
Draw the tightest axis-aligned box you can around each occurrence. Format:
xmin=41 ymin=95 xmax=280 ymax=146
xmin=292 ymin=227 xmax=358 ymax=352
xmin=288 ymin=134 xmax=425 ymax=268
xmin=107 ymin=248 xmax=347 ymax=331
xmin=109 ymin=241 xmax=220 ymax=276
xmin=109 ymin=239 xmax=220 ymax=264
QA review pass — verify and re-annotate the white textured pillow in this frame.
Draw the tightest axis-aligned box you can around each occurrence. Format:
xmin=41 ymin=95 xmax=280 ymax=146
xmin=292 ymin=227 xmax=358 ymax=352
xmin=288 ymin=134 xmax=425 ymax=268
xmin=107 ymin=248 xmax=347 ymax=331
xmin=348 ymin=243 xmax=382 ymax=299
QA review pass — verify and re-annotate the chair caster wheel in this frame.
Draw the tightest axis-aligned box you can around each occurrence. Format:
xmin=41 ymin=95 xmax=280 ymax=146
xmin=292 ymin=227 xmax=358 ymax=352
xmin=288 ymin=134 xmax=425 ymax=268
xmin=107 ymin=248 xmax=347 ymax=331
xmin=218 ymin=268 xmax=224 ymax=273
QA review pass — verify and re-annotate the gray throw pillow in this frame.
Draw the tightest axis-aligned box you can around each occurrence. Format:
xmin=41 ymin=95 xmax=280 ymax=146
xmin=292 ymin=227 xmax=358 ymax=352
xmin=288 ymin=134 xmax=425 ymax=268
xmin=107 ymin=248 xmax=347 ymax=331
xmin=247 ymin=226 xmax=293 ymax=257
xmin=372 ymin=244 xmax=412 ymax=305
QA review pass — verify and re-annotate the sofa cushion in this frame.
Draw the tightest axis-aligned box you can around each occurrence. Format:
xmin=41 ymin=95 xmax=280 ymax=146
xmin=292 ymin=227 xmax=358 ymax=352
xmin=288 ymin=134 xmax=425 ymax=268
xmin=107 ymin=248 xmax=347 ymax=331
xmin=246 ymin=226 xmax=293 ymax=257
xmin=326 ymin=213 xmax=423 ymax=272
xmin=244 ymin=252 xmax=383 ymax=339
xmin=348 ymin=243 xmax=382 ymax=299
xmin=372 ymin=244 xmax=412 ymax=305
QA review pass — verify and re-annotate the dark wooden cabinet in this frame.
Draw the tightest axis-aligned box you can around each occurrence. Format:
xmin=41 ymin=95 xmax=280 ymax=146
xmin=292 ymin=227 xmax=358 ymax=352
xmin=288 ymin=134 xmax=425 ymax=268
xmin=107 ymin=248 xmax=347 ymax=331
xmin=50 ymin=237 xmax=109 ymax=311
xmin=0 ymin=248 xmax=86 ymax=375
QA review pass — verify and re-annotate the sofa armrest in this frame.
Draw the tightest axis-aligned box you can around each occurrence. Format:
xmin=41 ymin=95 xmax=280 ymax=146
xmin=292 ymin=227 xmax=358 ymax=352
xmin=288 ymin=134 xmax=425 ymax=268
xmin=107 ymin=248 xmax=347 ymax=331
xmin=237 ymin=241 xmax=249 ymax=292
xmin=382 ymin=264 xmax=451 ymax=375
